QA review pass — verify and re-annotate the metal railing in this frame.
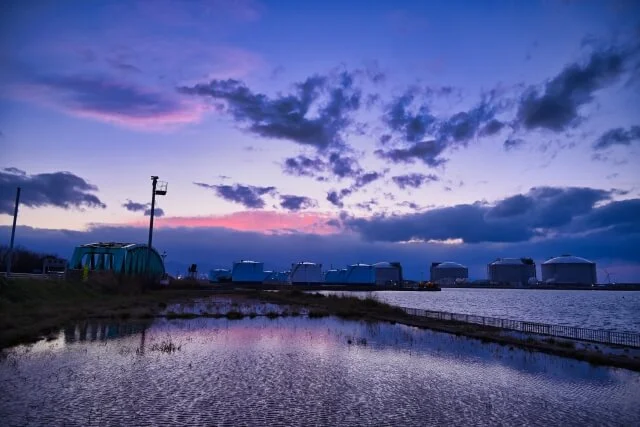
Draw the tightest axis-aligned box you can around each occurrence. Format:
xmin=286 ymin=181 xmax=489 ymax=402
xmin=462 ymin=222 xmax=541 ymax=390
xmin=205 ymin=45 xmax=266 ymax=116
xmin=4 ymin=272 xmax=66 ymax=280
xmin=401 ymin=307 xmax=640 ymax=348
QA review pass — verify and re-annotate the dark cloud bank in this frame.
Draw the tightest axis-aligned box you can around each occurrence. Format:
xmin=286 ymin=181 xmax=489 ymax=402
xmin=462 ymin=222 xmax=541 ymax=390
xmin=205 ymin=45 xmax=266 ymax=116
xmin=4 ymin=185 xmax=639 ymax=280
xmin=0 ymin=168 xmax=106 ymax=215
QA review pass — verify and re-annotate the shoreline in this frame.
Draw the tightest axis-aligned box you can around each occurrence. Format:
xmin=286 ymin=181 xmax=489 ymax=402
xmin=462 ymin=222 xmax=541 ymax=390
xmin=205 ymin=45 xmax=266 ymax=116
xmin=2 ymin=280 xmax=639 ymax=372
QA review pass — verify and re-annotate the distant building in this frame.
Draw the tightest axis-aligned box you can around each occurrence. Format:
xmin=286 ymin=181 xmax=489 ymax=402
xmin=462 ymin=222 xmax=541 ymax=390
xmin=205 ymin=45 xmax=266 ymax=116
xmin=231 ymin=260 xmax=264 ymax=283
xmin=488 ymin=258 xmax=536 ymax=286
xmin=68 ymin=242 xmax=165 ymax=279
xmin=430 ymin=262 xmax=468 ymax=285
xmin=372 ymin=262 xmax=403 ymax=285
xmin=345 ymin=263 xmax=376 ymax=285
xmin=541 ymin=255 xmax=597 ymax=284
xmin=290 ymin=262 xmax=323 ymax=284
xmin=324 ymin=269 xmax=346 ymax=284
xmin=208 ymin=268 xmax=231 ymax=283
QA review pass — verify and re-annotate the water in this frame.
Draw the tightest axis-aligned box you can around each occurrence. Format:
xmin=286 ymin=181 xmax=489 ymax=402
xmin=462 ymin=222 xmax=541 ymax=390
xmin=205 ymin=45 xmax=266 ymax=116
xmin=1 ymin=317 xmax=639 ymax=426
xmin=319 ymin=289 xmax=640 ymax=334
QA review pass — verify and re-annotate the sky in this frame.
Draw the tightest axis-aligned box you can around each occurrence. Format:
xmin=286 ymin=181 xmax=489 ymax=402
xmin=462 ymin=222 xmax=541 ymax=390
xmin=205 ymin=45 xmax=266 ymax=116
xmin=1 ymin=0 xmax=639 ymax=281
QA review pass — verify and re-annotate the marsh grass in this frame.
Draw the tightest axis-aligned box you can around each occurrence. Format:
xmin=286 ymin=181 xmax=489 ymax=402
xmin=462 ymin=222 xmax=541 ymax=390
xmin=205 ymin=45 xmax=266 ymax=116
xmin=150 ymin=339 xmax=181 ymax=353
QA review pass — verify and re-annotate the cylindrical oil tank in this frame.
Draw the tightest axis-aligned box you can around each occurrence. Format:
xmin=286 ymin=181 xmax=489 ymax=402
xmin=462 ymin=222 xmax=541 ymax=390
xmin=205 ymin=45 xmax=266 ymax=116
xmin=345 ymin=263 xmax=375 ymax=285
xmin=430 ymin=261 xmax=468 ymax=285
xmin=487 ymin=258 xmax=536 ymax=286
xmin=541 ymin=255 xmax=597 ymax=284
xmin=290 ymin=261 xmax=323 ymax=284
xmin=373 ymin=262 xmax=402 ymax=285
xmin=231 ymin=260 xmax=265 ymax=283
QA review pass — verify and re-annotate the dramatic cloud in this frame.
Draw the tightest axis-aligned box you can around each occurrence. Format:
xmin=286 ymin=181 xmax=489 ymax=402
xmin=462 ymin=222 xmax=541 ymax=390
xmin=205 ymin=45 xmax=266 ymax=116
xmin=346 ymin=186 xmax=626 ymax=244
xmin=282 ymin=155 xmax=327 ymax=177
xmin=14 ymin=74 xmax=202 ymax=128
xmin=122 ymin=200 xmax=165 ymax=217
xmin=325 ymin=170 xmax=384 ymax=208
xmin=378 ymin=88 xmax=503 ymax=167
xmin=281 ymin=151 xmax=364 ymax=181
xmin=194 ymin=182 xmax=276 ymax=209
xmin=479 ymin=119 xmax=505 ymax=136
xmin=504 ymin=138 xmax=525 ymax=150
xmin=383 ymin=89 xmax=437 ymax=143
xmin=593 ymin=126 xmax=640 ymax=150
xmin=179 ymin=71 xmax=362 ymax=150
xmin=392 ymin=173 xmax=439 ymax=189
xmin=279 ymin=195 xmax=317 ymax=211
xmin=375 ymin=140 xmax=448 ymax=167
xmin=515 ymin=47 xmax=630 ymax=132
xmin=326 ymin=188 xmax=353 ymax=208
xmin=0 ymin=168 xmax=106 ymax=215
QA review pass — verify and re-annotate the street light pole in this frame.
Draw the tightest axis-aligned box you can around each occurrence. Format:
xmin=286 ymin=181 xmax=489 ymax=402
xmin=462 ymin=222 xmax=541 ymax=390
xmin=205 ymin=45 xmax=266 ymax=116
xmin=146 ymin=176 xmax=158 ymax=278
xmin=5 ymin=187 xmax=21 ymax=278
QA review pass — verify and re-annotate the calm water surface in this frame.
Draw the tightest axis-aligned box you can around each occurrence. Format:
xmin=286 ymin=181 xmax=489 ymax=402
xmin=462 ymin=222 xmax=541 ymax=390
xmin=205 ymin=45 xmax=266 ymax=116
xmin=322 ymin=289 xmax=640 ymax=333
xmin=1 ymin=316 xmax=639 ymax=426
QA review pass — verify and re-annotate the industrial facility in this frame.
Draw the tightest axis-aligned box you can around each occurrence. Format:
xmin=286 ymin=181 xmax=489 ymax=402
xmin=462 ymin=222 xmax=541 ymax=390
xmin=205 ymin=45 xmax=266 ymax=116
xmin=344 ymin=263 xmax=376 ymax=285
xmin=372 ymin=262 xmax=403 ymax=285
xmin=208 ymin=268 xmax=231 ymax=283
xmin=201 ymin=253 xmax=601 ymax=287
xmin=324 ymin=269 xmax=346 ymax=283
xmin=541 ymin=255 xmax=597 ymax=284
xmin=488 ymin=258 xmax=537 ymax=286
xmin=68 ymin=242 xmax=165 ymax=278
xmin=231 ymin=260 xmax=265 ymax=283
xmin=430 ymin=261 xmax=468 ymax=285
xmin=290 ymin=261 xmax=323 ymax=284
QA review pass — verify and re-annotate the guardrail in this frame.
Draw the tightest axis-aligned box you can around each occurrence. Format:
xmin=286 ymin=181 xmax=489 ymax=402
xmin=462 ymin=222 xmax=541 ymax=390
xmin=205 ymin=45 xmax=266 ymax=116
xmin=4 ymin=272 xmax=66 ymax=280
xmin=401 ymin=307 xmax=640 ymax=348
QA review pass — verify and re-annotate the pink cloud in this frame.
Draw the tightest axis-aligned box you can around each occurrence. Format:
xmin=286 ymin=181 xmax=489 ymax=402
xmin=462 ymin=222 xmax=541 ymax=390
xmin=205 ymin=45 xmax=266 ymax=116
xmin=7 ymin=76 xmax=206 ymax=131
xmin=129 ymin=211 xmax=341 ymax=235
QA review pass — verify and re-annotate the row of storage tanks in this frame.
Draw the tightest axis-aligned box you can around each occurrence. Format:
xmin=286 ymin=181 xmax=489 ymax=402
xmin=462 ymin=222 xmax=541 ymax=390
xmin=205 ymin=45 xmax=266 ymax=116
xmin=210 ymin=255 xmax=598 ymax=286
xmin=209 ymin=261 xmax=403 ymax=285
xmin=430 ymin=255 xmax=598 ymax=285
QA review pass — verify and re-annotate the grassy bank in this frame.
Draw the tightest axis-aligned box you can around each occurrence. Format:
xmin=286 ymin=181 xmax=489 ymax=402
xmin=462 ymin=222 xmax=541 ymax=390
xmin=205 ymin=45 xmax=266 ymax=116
xmin=2 ymin=281 xmax=639 ymax=372
xmin=251 ymin=290 xmax=640 ymax=371
xmin=0 ymin=278 xmax=216 ymax=348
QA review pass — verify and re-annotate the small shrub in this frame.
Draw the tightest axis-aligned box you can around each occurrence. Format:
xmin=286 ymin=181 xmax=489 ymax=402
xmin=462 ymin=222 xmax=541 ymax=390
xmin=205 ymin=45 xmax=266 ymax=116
xmin=150 ymin=340 xmax=181 ymax=353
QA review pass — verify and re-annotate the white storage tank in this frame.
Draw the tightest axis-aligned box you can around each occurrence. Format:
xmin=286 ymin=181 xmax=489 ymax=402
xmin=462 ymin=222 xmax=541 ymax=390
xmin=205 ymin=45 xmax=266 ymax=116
xmin=208 ymin=268 xmax=231 ymax=283
xmin=325 ymin=269 xmax=345 ymax=284
xmin=345 ymin=263 xmax=375 ymax=285
xmin=290 ymin=261 xmax=323 ymax=284
xmin=373 ymin=262 xmax=402 ymax=285
xmin=430 ymin=261 xmax=468 ymax=285
xmin=541 ymin=255 xmax=597 ymax=284
xmin=231 ymin=260 xmax=265 ymax=283
xmin=487 ymin=258 xmax=536 ymax=286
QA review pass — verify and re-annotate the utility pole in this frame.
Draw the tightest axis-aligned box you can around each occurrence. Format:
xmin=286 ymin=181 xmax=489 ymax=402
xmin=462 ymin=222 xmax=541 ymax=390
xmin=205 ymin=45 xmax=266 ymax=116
xmin=5 ymin=187 xmax=21 ymax=278
xmin=145 ymin=176 xmax=167 ymax=279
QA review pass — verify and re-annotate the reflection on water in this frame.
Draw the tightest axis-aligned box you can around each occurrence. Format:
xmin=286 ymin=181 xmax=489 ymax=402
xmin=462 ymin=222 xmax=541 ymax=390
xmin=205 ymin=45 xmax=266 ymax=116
xmin=1 ymin=317 xmax=639 ymax=426
xmin=320 ymin=289 xmax=640 ymax=333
